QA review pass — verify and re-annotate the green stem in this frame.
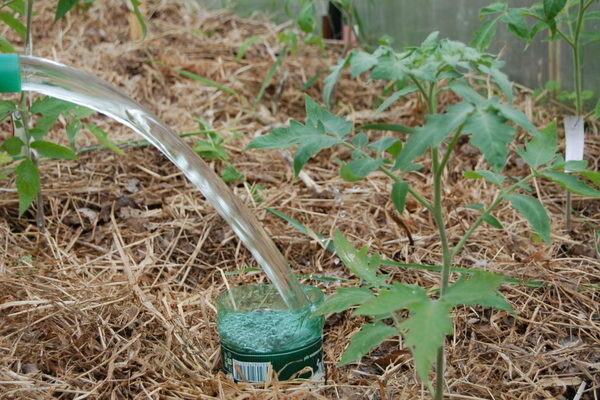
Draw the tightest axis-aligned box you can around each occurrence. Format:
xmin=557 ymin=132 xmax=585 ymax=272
xmin=566 ymin=0 xmax=586 ymax=231
xmin=451 ymin=172 xmax=536 ymax=258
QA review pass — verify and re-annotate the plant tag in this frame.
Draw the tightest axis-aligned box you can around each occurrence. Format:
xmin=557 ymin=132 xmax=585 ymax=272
xmin=564 ymin=116 xmax=585 ymax=172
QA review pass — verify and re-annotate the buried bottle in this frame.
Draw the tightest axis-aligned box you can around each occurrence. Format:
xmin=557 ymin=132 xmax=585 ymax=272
xmin=217 ymin=284 xmax=325 ymax=382
xmin=0 ymin=53 xmax=310 ymax=310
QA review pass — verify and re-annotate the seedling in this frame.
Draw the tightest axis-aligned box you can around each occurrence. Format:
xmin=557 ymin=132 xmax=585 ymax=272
xmin=248 ymin=34 xmax=600 ymax=398
xmin=476 ymin=0 xmax=600 ymax=230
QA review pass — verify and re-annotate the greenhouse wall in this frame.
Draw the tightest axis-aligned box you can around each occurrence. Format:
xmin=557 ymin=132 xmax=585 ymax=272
xmin=196 ymin=0 xmax=600 ymax=103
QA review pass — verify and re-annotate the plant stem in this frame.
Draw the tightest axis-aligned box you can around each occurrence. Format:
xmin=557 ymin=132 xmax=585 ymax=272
xmin=17 ymin=0 xmax=43 ymax=229
xmin=565 ymin=0 xmax=586 ymax=231
xmin=451 ymin=172 xmax=536 ymax=258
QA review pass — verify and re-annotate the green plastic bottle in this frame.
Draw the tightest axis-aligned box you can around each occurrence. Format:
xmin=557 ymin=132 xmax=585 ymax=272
xmin=216 ymin=284 xmax=325 ymax=382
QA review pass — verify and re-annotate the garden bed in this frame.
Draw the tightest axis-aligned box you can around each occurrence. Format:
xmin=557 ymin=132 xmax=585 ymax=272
xmin=0 ymin=1 xmax=599 ymax=399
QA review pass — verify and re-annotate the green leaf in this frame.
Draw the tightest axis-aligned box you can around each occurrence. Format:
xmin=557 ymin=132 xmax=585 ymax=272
xmin=129 ymin=0 xmax=147 ymax=39
xmin=170 ymin=67 xmax=237 ymax=95
xmin=339 ymin=322 xmax=397 ymax=366
xmin=305 ymin=96 xmax=352 ymax=137
xmin=357 ymin=123 xmax=414 ymax=134
xmin=0 ymin=99 xmax=16 ymax=116
xmin=391 ymin=181 xmax=409 ymax=214
xmin=471 ymin=19 xmax=498 ymax=51
xmin=30 ymin=97 xmax=76 ymax=116
xmin=463 ymin=170 xmax=506 ymax=186
xmin=464 ymin=203 xmax=504 ymax=229
xmin=30 ymin=141 xmax=77 ymax=160
xmin=313 ymin=287 xmax=374 ymax=316
xmin=350 ymin=50 xmax=378 ymax=77
xmin=323 ymin=56 xmax=350 ymax=108
xmin=542 ymin=171 xmax=600 ymax=197
xmin=375 ymin=85 xmax=417 ymax=116
xmin=370 ymin=54 xmax=407 ymax=82
xmin=395 ymin=102 xmax=474 ymax=170
xmin=87 ymin=124 xmax=125 ymax=156
xmin=340 ymin=158 xmax=384 ymax=182
xmin=294 ymin=135 xmax=344 ymax=175
xmin=55 ymin=0 xmax=78 ymax=21
xmin=66 ymin=118 xmax=81 ymax=149
xmin=463 ymin=108 xmax=515 ymax=170
xmin=447 ymin=80 xmax=485 ymax=104
xmin=367 ymin=137 xmax=399 ymax=153
xmin=0 ymin=11 xmax=26 ymax=37
xmin=334 ymin=231 xmax=381 ymax=285
xmin=517 ymin=120 xmax=557 ymax=168
xmin=494 ymin=103 xmax=538 ymax=135
xmin=399 ymin=299 xmax=453 ymax=383
xmin=235 ymin=35 xmax=261 ymax=61
xmin=15 ymin=159 xmax=40 ymax=216
xmin=1 ymin=136 xmax=24 ymax=156
xmin=480 ymin=2 xmax=508 ymax=16
xmin=195 ymin=140 xmax=229 ymax=161
xmin=297 ymin=2 xmax=315 ymax=33
xmin=543 ymin=0 xmax=567 ymax=20
xmin=577 ymin=171 xmax=600 ymax=186
xmin=480 ymin=65 xmax=513 ymax=101
xmin=354 ymin=283 xmax=427 ymax=316
xmin=506 ymin=194 xmax=551 ymax=244
xmin=221 ymin=163 xmax=244 ymax=183
xmin=0 ymin=37 xmax=15 ymax=53
xmin=443 ymin=271 xmax=513 ymax=311
xmin=502 ymin=8 xmax=530 ymax=40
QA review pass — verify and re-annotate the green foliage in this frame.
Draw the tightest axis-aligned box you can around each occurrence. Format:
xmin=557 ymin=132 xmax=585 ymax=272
xmin=247 ymin=33 xmax=600 ymax=396
xmin=15 ymin=159 xmax=39 ymax=216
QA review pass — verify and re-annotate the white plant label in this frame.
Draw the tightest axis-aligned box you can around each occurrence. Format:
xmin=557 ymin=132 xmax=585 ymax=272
xmin=564 ymin=116 xmax=585 ymax=172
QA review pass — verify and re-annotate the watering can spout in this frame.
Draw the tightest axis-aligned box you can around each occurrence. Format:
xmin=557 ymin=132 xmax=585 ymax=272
xmin=0 ymin=54 xmax=22 ymax=93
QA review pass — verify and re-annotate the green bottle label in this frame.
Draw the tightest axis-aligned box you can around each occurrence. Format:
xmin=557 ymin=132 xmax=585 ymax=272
xmin=221 ymin=338 xmax=324 ymax=382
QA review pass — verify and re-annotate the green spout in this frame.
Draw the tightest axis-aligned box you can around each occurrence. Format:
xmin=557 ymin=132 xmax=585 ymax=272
xmin=0 ymin=54 xmax=21 ymax=93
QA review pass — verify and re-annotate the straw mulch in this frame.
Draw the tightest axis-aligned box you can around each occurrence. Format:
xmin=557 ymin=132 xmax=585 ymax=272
xmin=0 ymin=1 xmax=598 ymax=399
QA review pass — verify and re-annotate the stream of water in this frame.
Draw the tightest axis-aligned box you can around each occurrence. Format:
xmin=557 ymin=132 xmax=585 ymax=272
xmin=18 ymin=56 xmax=309 ymax=309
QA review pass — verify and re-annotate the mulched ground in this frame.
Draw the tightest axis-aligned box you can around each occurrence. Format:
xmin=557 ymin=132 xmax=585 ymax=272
xmin=0 ymin=1 xmax=599 ymax=399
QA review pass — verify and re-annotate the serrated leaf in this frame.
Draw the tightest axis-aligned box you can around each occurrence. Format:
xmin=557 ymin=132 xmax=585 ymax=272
xmin=235 ymin=35 xmax=261 ymax=61
xmin=221 ymin=164 xmax=244 ymax=183
xmin=506 ymin=194 xmax=551 ymax=244
xmin=334 ymin=231 xmax=381 ymax=285
xmin=323 ymin=56 xmax=350 ymax=108
xmin=517 ymin=120 xmax=557 ymax=168
xmin=494 ymin=103 xmax=538 ymax=135
xmin=471 ymin=19 xmax=497 ymax=51
xmin=0 ymin=99 xmax=16 ymax=116
xmin=399 ymin=299 xmax=453 ymax=383
xmin=0 ymin=37 xmax=15 ymax=53
xmin=350 ymin=50 xmax=378 ymax=77
xmin=248 ymin=120 xmax=323 ymax=149
xmin=391 ymin=181 xmax=409 ymax=214
xmin=447 ymin=80 xmax=485 ymax=104
xmin=367 ymin=137 xmax=399 ymax=153
xmin=375 ymin=85 xmax=417 ymax=116
xmin=354 ymin=283 xmax=427 ymax=316
xmin=1 ymin=136 xmax=24 ymax=156
xmin=294 ymin=135 xmax=343 ymax=175
xmin=339 ymin=322 xmax=397 ymax=366
xmin=443 ymin=271 xmax=513 ymax=311
xmin=340 ymin=158 xmax=384 ymax=182
xmin=463 ymin=170 xmax=506 ymax=185
xmin=0 ymin=11 xmax=26 ymax=37
xmin=370 ymin=54 xmax=407 ymax=81
xmin=502 ymin=8 xmax=530 ymax=40
xmin=395 ymin=102 xmax=474 ymax=171
xmin=305 ymin=96 xmax=352 ymax=137
xmin=542 ymin=171 xmax=600 ymax=197
xmin=480 ymin=2 xmax=508 ymax=16
xmin=351 ymin=132 xmax=368 ymax=147
xmin=463 ymin=108 xmax=515 ymax=170
xmin=55 ymin=0 xmax=78 ymax=21
xmin=543 ymin=0 xmax=567 ymax=20
xmin=15 ymin=159 xmax=40 ymax=216
xmin=87 ymin=125 xmax=125 ymax=156
xmin=313 ymin=287 xmax=374 ymax=316
xmin=480 ymin=65 xmax=513 ymax=101
xmin=357 ymin=123 xmax=414 ymax=134
xmin=30 ymin=141 xmax=77 ymax=160
xmin=30 ymin=97 xmax=76 ymax=116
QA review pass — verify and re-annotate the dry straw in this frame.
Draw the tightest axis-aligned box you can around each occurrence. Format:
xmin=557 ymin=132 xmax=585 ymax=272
xmin=0 ymin=0 xmax=598 ymax=399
